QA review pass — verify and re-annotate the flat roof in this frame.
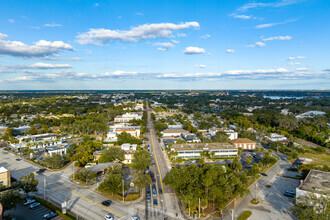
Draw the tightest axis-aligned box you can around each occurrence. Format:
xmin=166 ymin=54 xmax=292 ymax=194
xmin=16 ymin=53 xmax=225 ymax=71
xmin=87 ymin=162 xmax=121 ymax=173
xmin=298 ymin=169 xmax=330 ymax=194
xmin=171 ymin=143 xmax=236 ymax=151
xmin=162 ymin=129 xmax=187 ymax=133
xmin=0 ymin=167 xmax=8 ymax=173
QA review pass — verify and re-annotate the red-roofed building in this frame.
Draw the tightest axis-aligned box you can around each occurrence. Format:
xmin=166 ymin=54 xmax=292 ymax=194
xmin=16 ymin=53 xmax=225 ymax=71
xmin=231 ymin=138 xmax=257 ymax=150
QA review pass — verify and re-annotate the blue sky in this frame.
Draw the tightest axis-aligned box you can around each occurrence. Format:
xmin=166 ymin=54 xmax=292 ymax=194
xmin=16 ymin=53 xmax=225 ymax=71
xmin=0 ymin=0 xmax=329 ymax=90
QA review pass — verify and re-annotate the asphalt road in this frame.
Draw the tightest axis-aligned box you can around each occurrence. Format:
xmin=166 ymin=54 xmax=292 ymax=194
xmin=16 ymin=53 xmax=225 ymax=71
xmin=0 ymin=149 xmax=144 ymax=220
xmin=146 ymin=108 xmax=182 ymax=220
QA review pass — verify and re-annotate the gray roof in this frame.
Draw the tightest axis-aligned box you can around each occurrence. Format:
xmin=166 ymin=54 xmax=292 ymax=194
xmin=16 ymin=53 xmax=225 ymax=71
xmin=298 ymin=169 xmax=330 ymax=195
xmin=87 ymin=162 xmax=121 ymax=173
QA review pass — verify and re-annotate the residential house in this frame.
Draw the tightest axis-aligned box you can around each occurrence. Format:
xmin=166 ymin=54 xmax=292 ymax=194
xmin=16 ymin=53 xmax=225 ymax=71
xmin=162 ymin=128 xmax=188 ymax=138
xmin=181 ymin=133 xmax=201 ymax=143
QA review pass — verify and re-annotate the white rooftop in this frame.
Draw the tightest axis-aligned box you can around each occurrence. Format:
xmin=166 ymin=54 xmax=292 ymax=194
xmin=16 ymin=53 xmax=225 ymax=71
xmin=0 ymin=167 xmax=8 ymax=173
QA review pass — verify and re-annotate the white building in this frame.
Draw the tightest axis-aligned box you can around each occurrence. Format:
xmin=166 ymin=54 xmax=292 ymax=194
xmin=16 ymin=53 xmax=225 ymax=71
xmin=269 ymin=133 xmax=287 ymax=142
xmin=45 ymin=145 xmax=68 ymax=156
xmin=296 ymin=170 xmax=329 ymax=204
xmin=162 ymin=129 xmax=188 ymax=138
xmin=170 ymin=143 xmax=238 ymax=159
xmin=208 ymin=129 xmax=238 ymax=140
xmin=121 ymin=143 xmax=137 ymax=151
xmin=114 ymin=113 xmax=142 ymax=124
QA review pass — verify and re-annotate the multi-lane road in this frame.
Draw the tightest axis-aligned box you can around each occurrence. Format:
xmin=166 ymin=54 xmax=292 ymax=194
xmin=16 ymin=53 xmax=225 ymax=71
xmin=0 ymin=107 xmax=182 ymax=220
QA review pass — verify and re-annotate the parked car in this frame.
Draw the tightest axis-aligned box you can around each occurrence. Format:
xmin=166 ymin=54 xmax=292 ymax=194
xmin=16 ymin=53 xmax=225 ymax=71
xmin=153 ymin=189 xmax=157 ymax=197
xmin=24 ymin=199 xmax=36 ymax=206
xmin=153 ymin=199 xmax=158 ymax=206
xmin=43 ymin=212 xmax=59 ymax=219
xmin=147 ymin=195 xmax=151 ymax=202
xmin=288 ymin=167 xmax=298 ymax=172
xmin=131 ymin=216 xmax=140 ymax=220
xmin=152 ymin=184 xmax=156 ymax=190
xmin=286 ymin=190 xmax=296 ymax=195
xmin=102 ymin=200 xmax=112 ymax=206
xmin=16 ymin=158 xmax=21 ymax=161
xmin=284 ymin=192 xmax=295 ymax=197
xmin=159 ymin=188 xmax=163 ymax=194
xmin=29 ymin=202 xmax=41 ymax=209
xmin=104 ymin=213 xmax=114 ymax=220
xmin=261 ymin=173 xmax=268 ymax=176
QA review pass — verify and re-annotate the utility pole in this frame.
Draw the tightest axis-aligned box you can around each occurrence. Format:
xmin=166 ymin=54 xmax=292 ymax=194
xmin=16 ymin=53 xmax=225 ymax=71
xmin=199 ymin=197 xmax=201 ymax=218
xmin=72 ymin=162 xmax=75 ymax=182
xmin=122 ymin=179 xmax=125 ymax=202
xmin=43 ymin=178 xmax=46 ymax=200
xmin=231 ymin=210 xmax=234 ymax=220
xmin=255 ymin=182 xmax=258 ymax=202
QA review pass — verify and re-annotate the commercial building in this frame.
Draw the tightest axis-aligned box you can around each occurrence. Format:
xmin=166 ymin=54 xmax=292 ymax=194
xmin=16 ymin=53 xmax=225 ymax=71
xmin=162 ymin=128 xmax=188 ymax=138
xmin=114 ymin=113 xmax=142 ymax=124
xmin=231 ymin=138 xmax=257 ymax=150
xmin=0 ymin=167 xmax=11 ymax=187
xmin=170 ymin=143 xmax=238 ymax=159
xmin=296 ymin=169 xmax=330 ymax=203
xmin=268 ymin=133 xmax=287 ymax=142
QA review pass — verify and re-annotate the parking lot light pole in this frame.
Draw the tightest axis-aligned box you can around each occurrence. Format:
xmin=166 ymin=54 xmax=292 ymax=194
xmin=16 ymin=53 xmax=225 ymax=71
xmin=43 ymin=178 xmax=46 ymax=200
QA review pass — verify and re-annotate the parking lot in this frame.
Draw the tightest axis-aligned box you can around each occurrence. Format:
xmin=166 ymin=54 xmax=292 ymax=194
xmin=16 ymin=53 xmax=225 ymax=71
xmin=5 ymin=202 xmax=62 ymax=220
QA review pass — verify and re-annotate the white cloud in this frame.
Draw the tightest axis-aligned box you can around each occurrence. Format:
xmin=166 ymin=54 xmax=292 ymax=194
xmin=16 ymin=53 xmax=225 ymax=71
xmin=197 ymin=64 xmax=206 ymax=68
xmin=135 ymin=12 xmax=144 ymax=16
xmin=38 ymin=56 xmax=82 ymax=61
xmin=171 ymin=40 xmax=179 ymax=44
xmin=44 ymin=23 xmax=63 ymax=27
xmin=94 ymin=3 xmax=99 ymax=7
xmin=201 ymin=34 xmax=211 ymax=38
xmin=231 ymin=14 xmax=255 ymax=19
xmin=157 ymin=68 xmax=290 ymax=78
xmin=288 ymin=62 xmax=301 ymax=66
xmin=255 ymin=42 xmax=266 ymax=47
xmin=238 ymin=0 xmax=303 ymax=11
xmin=0 ymin=37 xmax=74 ymax=57
xmin=288 ymin=57 xmax=295 ymax=60
xmin=157 ymin=48 xmax=167 ymax=51
xmin=226 ymin=49 xmax=235 ymax=53
xmin=184 ymin=46 xmax=205 ymax=55
xmin=77 ymin=22 xmax=199 ymax=45
xmin=256 ymin=19 xmax=297 ymax=29
xmin=153 ymin=42 xmax=174 ymax=48
xmin=0 ymin=33 xmax=8 ymax=39
xmin=85 ymin=50 xmax=93 ymax=55
xmin=177 ymin=33 xmax=187 ymax=37
xmin=6 ymin=62 xmax=71 ymax=69
xmin=288 ymin=56 xmax=307 ymax=60
xmin=296 ymin=68 xmax=308 ymax=71
xmin=323 ymin=68 xmax=330 ymax=72
xmin=8 ymin=19 xmax=15 ymax=23
xmin=263 ymin=35 xmax=292 ymax=41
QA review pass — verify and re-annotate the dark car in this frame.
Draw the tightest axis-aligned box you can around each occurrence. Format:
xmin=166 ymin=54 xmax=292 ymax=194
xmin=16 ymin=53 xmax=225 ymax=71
xmin=102 ymin=200 xmax=112 ymax=206
xmin=152 ymin=176 xmax=156 ymax=183
xmin=159 ymin=188 xmax=163 ymax=194
xmin=146 ymin=188 xmax=151 ymax=196
xmin=284 ymin=192 xmax=295 ymax=197
xmin=153 ymin=199 xmax=158 ymax=206
xmin=147 ymin=195 xmax=151 ymax=202
xmin=36 ymin=168 xmax=47 ymax=174
xmin=16 ymin=158 xmax=21 ymax=161
xmin=152 ymin=184 xmax=156 ymax=190
xmin=261 ymin=173 xmax=268 ymax=176
xmin=288 ymin=167 xmax=298 ymax=172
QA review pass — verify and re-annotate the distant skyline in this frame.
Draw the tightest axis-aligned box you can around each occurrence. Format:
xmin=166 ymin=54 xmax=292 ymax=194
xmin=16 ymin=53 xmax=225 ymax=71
xmin=0 ymin=0 xmax=329 ymax=90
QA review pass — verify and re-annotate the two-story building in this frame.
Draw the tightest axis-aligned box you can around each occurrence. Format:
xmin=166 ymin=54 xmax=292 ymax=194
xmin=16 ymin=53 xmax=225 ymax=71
xmin=231 ymin=138 xmax=257 ymax=150
xmin=0 ymin=167 xmax=10 ymax=187
xmin=170 ymin=143 xmax=238 ymax=159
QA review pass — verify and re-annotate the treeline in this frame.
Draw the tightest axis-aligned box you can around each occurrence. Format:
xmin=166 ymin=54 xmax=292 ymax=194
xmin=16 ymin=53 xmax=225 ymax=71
xmin=163 ymin=164 xmax=249 ymax=216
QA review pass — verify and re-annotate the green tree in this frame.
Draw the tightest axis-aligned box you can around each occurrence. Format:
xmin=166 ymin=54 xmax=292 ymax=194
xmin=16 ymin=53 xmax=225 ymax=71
xmin=230 ymin=157 xmax=242 ymax=171
xmin=133 ymin=171 xmax=151 ymax=194
xmin=0 ymin=190 xmax=22 ymax=213
xmin=99 ymin=147 xmax=125 ymax=163
xmin=29 ymin=125 xmax=38 ymax=135
xmin=98 ymin=165 xmax=127 ymax=195
xmin=291 ymin=193 xmax=329 ymax=220
xmin=43 ymin=154 xmax=65 ymax=169
xmin=17 ymin=173 xmax=39 ymax=197
xmin=74 ymin=169 xmax=97 ymax=184
xmin=249 ymin=163 xmax=259 ymax=176
xmin=116 ymin=132 xmax=142 ymax=145
xmin=213 ymin=131 xmax=230 ymax=142
xmin=71 ymin=137 xmax=102 ymax=166
xmin=132 ymin=150 xmax=152 ymax=171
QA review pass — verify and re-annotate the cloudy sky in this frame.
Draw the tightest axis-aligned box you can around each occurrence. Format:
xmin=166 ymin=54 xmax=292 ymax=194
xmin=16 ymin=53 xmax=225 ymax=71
xmin=0 ymin=0 xmax=329 ymax=90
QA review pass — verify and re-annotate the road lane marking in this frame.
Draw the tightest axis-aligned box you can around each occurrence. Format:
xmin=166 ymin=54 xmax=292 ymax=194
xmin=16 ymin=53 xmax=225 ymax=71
xmin=150 ymin=128 xmax=165 ymax=196
xmin=0 ymin=152 xmax=124 ymax=217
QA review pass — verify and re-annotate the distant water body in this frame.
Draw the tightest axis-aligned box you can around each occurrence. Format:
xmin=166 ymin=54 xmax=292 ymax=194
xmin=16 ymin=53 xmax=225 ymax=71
xmin=263 ymin=95 xmax=320 ymax=100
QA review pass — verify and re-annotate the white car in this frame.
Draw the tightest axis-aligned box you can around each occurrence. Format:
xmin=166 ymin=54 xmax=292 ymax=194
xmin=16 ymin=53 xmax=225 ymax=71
xmin=24 ymin=199 xmax=35 ymax=206
xmin=131 ymin=216 xmax=140 ymax=220
xmin=104 ymin=213 xmax=114 ymax=220
xmin=29 ymin=202 xmax=41 ymax=209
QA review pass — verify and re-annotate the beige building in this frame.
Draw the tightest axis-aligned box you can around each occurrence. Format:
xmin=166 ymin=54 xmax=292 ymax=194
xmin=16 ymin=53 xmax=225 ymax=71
xmin=0 ymin=167 xmax=11 ymax=187
xmin=231 ymin=138 xmax=257 ymax=150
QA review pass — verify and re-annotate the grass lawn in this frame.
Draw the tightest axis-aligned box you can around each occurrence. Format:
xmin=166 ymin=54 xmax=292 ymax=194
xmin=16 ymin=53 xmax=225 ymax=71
xmin=237 ymin=211 xmax=252 ymax=220
xmin=299 ymin=151 xmax=330 ymax=167
xmin=250 ymin=199 xmax=260 ymax=204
